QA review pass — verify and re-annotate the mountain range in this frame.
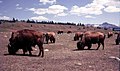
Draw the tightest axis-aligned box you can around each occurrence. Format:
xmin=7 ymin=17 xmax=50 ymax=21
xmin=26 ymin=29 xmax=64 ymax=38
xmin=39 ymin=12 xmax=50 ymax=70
xmin=98 ymin=22 xmax=119 ymax=28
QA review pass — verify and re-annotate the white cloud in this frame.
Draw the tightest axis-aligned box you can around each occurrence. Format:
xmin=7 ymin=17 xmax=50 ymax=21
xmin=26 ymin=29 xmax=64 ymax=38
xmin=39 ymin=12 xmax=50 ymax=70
xmin=56 ymin=13 xmax=67 ymax=16
xmin=105 ymin=0 xmax=120 ymax=7
xmin=35 ymin=8 xmax=47 ymax=15
xmin=70 ymin=2 xmax=104 ymax=16
xmin=70 ymin=0 xmax=120 ymax=16
xmin=16 ymin=4 xmax=19 ymax=6
xmin=104 ymin=0 xmax=120 ymax=12
xmin=16 ymin=7 xmax=23 ymax=10
xmin=92 ymin=0 xmax=109 ymax=6
xmin=16 ymin=4 xmax=23 ymax=10
xmin=30 ymin=16 xmax=48 ymax=21
xmin=29 ymin=8 xmax=47 ymax=14
xmin=104 ymin=6 xmax=120 ymax=12
xmin=28 ymin=5 xmax=68 ymax=16
xmin=0 ymin=16 xmax=11 ymax=20
xmin=92 ymin=0 xmax=120 ymax=13
xmin=0 ymin=1 xmax=2 ymax=3
xmin=47 ymin=5 xmax=68 ymax=14
xmin=28 ymin=8 xmax=35 ymax=11
xmin=85 ymin=15 xmax=95 ymax=18
xmin=39 ymin=0 xmax=56 ymax=5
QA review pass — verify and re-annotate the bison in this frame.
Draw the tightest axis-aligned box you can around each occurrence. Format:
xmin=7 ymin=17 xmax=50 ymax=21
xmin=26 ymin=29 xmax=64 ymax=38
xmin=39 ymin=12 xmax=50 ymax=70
xmin=45 ymin=32 xmax=55 ymax=44
xmin=8 ymin=29 xmax=45 ymax=57
xmin=57 ymin=30 xmax=63 ymax=34
xmin=77 ymin=31 xmax=105 ymax=50
xmin=115 ymin=33 xmax=120 ymax=45
xmin=67 ymin=31 xmax=72 ymax=34
xmin=107 ymin=32 xmax=113 ymax=38
xmin=74 ymin=32 xmax=83 ymax=41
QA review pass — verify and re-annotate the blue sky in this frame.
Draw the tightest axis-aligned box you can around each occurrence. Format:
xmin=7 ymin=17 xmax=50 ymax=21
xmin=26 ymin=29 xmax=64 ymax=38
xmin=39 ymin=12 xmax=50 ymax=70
xmin=0 ymin=0 xmax=119 ymax=26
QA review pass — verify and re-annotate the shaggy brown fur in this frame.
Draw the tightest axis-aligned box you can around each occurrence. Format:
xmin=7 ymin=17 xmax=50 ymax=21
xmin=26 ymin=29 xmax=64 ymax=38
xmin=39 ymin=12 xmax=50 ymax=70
xmin=45 ymin=32 xmax=55 ymax=44
xmin=107 ymin=32 xmax=113 ymax=38
xmin=8 ymin=29 xmax=45 ymax=57
xmin=74 ymin=32 xmax=83 ymax=41
xmin=77 ymin=31 xmax=105 ymax=50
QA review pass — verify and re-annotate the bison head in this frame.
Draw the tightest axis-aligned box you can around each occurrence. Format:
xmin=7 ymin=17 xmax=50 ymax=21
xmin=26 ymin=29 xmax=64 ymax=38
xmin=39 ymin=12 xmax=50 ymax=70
xmin=77 ymin=41 xmax=85 ymax=50
xmin=7 ymin=43 xmax=16 ymax=54
xmin=74 ymin=36 xmax=79 ymax=41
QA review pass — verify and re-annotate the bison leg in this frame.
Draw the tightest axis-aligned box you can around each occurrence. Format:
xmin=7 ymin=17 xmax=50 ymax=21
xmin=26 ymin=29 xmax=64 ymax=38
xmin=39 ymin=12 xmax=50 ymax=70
xmin=50 ymin=39 xmax=52 ymax=43
xmin=28 ymin=47 xmax=32 ymax=56
xmin=74 ymin=37 xmax=76 ymax=41
xmin=27 ymin=46 xmax=32 ymax=55
xmin=96 ymin=43 xmax=100 ymax=50
xmin=53 ymin=38 xmax=55 ymax=43
xmin=37 ymin=44 xmax=44 ymax=57
xmin=116 ymin=39 xmax=119 ymax=45
xmin=52 ymin=37 xmax=55 ymax=43
xmin=23 ymin=49 xmax=27 ymax=55
xmin=45 ymin=34 xmax=49 ymax=44
xmin=37 ymin=38 xmax=44 ymax=57
xmin=88 ymin=44 xmax=92 ymax=50
xmin=28 ymin=50 xmax=32 ymax=56
xmin=41 ymin=46 xmax=44 ymax=57
xmin=46 ymin=38 xmax=49 ymax=44
xmin=77 ymin=37 xmax=79 ymax=40
xmin=101 ymin=42 xmax=104 ymax=50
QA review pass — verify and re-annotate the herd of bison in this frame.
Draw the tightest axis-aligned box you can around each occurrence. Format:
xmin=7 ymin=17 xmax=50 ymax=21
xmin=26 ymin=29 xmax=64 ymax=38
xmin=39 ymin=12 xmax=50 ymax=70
xmin=0 ymin=22 xmax=120 ymax=71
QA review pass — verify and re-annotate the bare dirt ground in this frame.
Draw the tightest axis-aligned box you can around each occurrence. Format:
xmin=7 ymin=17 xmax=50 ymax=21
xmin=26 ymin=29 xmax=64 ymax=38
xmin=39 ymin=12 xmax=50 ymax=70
xmin=0 ymin=22 xmax=119 ymax=71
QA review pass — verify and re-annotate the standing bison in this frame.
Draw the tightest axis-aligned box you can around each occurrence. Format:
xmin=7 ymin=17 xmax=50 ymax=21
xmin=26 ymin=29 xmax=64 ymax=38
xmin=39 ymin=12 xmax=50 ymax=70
xmin=57 ymin=30 xmax=63 ymax=34
xmin=77 ymin=31 xmax=105 ymax=50
xmin=67 ymin=31 xmax=72 ymax=34
xmin=74 ymin=32 xmax=83 ymax=41
xmin=45 ymin=32 xmax=55 ymax=44
xmin=107 ymin=32 xmax=113 ymax=38
xmin=8 ymin=29 xmax=45 ymax=57
xmin=115 ymin=33 xmax=120 ymax=45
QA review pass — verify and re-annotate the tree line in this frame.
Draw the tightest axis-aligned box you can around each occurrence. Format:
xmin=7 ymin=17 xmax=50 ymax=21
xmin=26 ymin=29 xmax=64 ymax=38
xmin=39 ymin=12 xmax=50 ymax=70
xmin=0 ymin=18 xmax=85 ymax=26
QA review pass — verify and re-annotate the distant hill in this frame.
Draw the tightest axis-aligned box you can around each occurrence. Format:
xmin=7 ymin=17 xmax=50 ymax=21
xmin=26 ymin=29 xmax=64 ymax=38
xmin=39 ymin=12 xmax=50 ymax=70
xmin=98 ymin=22 xmax=119 ymax=29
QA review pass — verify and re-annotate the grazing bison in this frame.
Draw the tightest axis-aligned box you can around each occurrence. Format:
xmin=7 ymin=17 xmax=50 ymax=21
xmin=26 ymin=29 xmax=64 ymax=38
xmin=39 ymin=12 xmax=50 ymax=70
xmin=8 ymin=29 xmax=45 ymax=57
xmin=115 ymin=33 xmax=120 ymax=45
xmin=107 ymin=32 xmax=113 ymax=38
xmin=57 ymin=30 xmax=63 ymax=34
xmin=74 ymin=32 xmax=83 ymax=41
xmin=45 ymin=32 xmax=55 ymax=44
xmin=77 ymin=31 xmax=105 ymax=50
xmin=67 ymin=31 xmax=72 ymax=34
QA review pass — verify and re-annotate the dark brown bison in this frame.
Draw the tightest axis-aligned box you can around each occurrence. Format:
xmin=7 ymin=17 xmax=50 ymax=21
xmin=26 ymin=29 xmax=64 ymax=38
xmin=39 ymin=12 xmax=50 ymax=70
xmin=67 ymin=31 xmax=72 ymax=34
xmin=74 ymin=32 xmax=83 ymax=41
xmin=8 ymin=29 xmax=45 ymax=57
xmin=57 ymin=30 xmax=63 ymax=34
xmin=107 ymin=32 xmax=113 ymax=38
xmin=77 ymin=31 xmax=105 ymax=50
xmin=115 ymin=33 xmax=120 ymax=45
xmin=45 ymin=32 xmax=55 ymax=44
